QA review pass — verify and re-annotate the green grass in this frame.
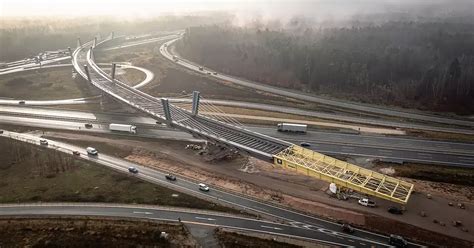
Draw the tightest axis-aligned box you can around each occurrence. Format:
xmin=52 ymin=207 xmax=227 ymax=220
xmin=0 ymin=67 xmax=95 ymax=100
xmin=0 ymin=136 xmax=238 ymax=213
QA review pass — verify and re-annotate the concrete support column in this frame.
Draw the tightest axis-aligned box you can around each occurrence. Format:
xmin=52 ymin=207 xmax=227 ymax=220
xmin=77 ymin=38 xmax=82 ymax=48
xmin=93 ymin=37 xmax=97 ymax=48
xmin=161 ymin=98 xmax=172 ymax=124
xmin=192 ymin=91 xmax=200 ymax=116
xmin=89 ymin=48 xmax=94 ymax=60
xmin=83 ymin=65 xmax=91 ymax=82
xmin=111 ymin=63 xmax=117 ymax=81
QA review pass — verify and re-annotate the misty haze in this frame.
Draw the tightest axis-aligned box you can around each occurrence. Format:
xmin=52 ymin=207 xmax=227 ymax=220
xmin=0 ymin=1 xmax=473 ymax=247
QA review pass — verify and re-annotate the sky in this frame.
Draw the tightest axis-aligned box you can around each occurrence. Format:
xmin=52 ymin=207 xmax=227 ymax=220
xmin=1 ymin=0 xmax=473 ymax=18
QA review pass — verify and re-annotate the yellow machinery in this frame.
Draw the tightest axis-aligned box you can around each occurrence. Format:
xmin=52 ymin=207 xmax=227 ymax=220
xmin=273 ymin=145 xmax=414 ymax=204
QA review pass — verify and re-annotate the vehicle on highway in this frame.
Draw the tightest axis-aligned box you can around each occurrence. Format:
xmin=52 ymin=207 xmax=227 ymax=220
xmin=109 ymin=123 xmax=137 ymax=134
xmin=341 ymin=224 xmax=355 ymax=233
xmin=18 ymin=100 xmax=25 ymax=105
xmin=84 ymin=123 xmax=93 ymax=128
xmin=165 ymin=174 xmax=176 ymax=181
xmin=198 ymin=183 xmax=210 ymax=192
xmin=0 ymin=63 xmax=7 ymax=69
xmin=388 ymin=206 xmax=403 ymax=215
xmin=300 ymin=142 xmax=311 ymax=147
xmin=128 ymin=167 xmax=139 ymax=174
xmin=39 ymin=138 xmax=48 ymax=145
xmin=389 ymin=234 xmax=408 ymax=247
xmin=358 ymin=198 xmax=376 ymax=207
xmin=86 ymin=147 xmax=98 ymax=156
xmin=277 ymin=123 xmax=307 ymax=133
xmin=213 ymin=72 xmax=218 ymax=75
xmin=72 ymin=151 xmax=80 ymax=156
xmin=198 ymin=66 xmax=204 ymax=71
xmin=0 ymin=130 xmax=3 ymax=134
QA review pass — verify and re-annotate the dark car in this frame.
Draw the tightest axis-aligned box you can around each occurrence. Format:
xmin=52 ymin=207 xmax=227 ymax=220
xmin=388 ymin=206 xmax=403 ymax=215
xmin=72 ymin=151 xmax=80 ymax=156
xmin=128 ymin=167 xmax=139 ymax=174
xmin=341 ymin=224 xmax=355 ymax=234
xmin=389 ymin=234 xmax=408 ymax=248
xmin=85 ymin=123 xmax=93 ymax=128
xmin=300 ymin=142 xmax=311 ymax=147
xmin=165 ymin=174 xmax=176 ymax=181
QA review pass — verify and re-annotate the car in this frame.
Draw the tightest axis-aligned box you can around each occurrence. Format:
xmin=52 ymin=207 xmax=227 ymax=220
xmin=389 ymin=234 xmax=408 ymax=248
xmin=198 ymin=66 xmax=204 ymax=71
xmin=358 ymin=198 xmax=376 ymax=207
xmin=86 ymin=147 xmax=98 ymax=156
xmin=72 ymin=151 xmax=80 ymax=156
xmin=18 ymin=100 xmax=25 ymax=105
xmin=341 ymin=224 xmax=355 ymax=234
xmin=165 ymin=174 xmax=176 ymax=181
xmin=39 ymin=138 xmax=48 ymax=145
xmin=207 ymin=72 xmax=211 ymax=75
xmin=198 ymin=183 xmax=210 ymax=192
xmin=85 ymin=123 xmax=93 ymax=128
xmin=213 ymin=72 xmax=218 ymax=75
xmin=388 ymin=206 xmax=403 ymax=215
xmin=0 ymin=130 xmax=3 ymax=134
xmin=300 ymin=142 xmax=311 ymax=147
xmin=128 ymin=167 xmax=139 ymax=174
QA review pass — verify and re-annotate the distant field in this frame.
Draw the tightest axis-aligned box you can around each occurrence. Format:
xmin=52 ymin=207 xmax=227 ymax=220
xmin=0 ymin=67 xmax=94 ymax=100
xmin=0 ymin=136 xmax=236 ymax=213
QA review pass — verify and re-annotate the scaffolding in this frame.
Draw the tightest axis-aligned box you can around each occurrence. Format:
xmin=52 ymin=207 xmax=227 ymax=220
xmin=273 ymin=145 xmax=414 ymax=204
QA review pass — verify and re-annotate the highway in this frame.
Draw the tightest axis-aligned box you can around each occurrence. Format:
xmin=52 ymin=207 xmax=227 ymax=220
xmin=161 ymin=38 xmax=474 ymax=129
xmin=0 ymin=131 xmax=421 ymax=247
xmin=0 ymin=105 xmax=473 ymax=167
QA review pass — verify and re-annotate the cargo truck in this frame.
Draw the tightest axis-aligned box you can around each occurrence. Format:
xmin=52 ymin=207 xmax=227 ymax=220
xmin=277 ymin=123 xmax=307 ymax=133
xmin=109 ymin=123 xmax=137 ymax=134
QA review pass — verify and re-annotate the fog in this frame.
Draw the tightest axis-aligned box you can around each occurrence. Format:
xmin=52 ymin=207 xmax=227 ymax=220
xmin=2 ymin=0 xmax=473 ymax=25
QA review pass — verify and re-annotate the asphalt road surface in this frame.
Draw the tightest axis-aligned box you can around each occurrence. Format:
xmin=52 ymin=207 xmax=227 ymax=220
xmin=0 ymin=131 xmax=422 ymax=247
xmin=0 ymin=106 xmax=473 ymax=167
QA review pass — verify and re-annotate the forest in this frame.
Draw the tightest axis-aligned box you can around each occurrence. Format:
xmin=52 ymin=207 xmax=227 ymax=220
xmin=176 ymin=21 xmax=474 ymax=114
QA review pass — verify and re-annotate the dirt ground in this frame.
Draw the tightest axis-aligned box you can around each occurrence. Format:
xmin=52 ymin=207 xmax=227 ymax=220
xmin=0 ymin=217 xmax=196 ymax=247
xmin=41 ymin=131 xmax=474 ymax=246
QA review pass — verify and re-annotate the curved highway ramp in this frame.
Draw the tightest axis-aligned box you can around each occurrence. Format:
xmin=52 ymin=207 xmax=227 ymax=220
xmin=71 ymin=35 xmax=413 ymax=205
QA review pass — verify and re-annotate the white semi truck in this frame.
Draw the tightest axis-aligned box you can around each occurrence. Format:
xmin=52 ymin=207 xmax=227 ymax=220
xmin=277 ymin=123 xmax=307 ymax=133
xmin=109 ymin=123 xmax=137 ymax=134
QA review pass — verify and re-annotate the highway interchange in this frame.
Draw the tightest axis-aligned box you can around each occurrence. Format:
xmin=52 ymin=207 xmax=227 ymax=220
xmin=1 ymin=32 xmax=472 ymax=246
xmin=0 ymin=130 xmax=421 ymax=247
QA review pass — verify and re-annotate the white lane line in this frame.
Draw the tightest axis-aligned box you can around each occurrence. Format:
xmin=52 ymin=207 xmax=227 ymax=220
xmin=195 ymin=216 xmax=216 ymax=221
xmin=132 ymin=211 xmax=153 ymax=215
xmin=261 ymin=225 xmax=283 ymax=230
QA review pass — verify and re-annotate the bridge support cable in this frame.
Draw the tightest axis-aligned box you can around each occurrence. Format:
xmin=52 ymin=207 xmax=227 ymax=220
xmin=273 ymin=145 xmax=414 ymax=204
xmin=199 ymin=96 xmax=244 ymax=127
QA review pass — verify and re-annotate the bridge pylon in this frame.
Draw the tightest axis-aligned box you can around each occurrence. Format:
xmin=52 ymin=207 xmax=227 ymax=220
xmin=111 ymin=63 xmax=117 ymax=82
xmin=161 ymin=98 xmax=172 ymax=125
xmin=192 ymin=91 xmax=200 ymax=116
xmin=83 ymin=65 xmax=91 ymax=82
xmin=77 ymin=38 xmax=82 ymax=48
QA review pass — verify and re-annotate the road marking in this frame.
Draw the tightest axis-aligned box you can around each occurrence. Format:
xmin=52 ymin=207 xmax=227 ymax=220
xmin=132 ymin=211 xmax=153 ymax=215
xmin=195 ymin=216 xmax=216 ymax=221
xmin=261 ymin=225 xmax=283 ymax=230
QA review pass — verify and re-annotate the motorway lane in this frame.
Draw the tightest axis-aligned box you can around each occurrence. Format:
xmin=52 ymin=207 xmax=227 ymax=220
xmin=0 ymin=130 xmax=419 ymax=247
xmin=0 ymin=106 xmax=473 ymax=167
xmin=161 ymin=38 xmax=474 ymax=129
xmin=0 ymin=204 xmax=376 ymax=247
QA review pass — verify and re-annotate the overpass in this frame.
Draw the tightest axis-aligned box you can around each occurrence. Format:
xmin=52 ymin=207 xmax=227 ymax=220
xmin=71 ymin=34 xmax=414 ymax=205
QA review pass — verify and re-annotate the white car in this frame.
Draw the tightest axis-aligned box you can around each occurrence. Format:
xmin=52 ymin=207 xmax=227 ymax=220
xmin=39 ymin=138 xmax=48 ymax=145
xmin=198 ymin=183 xmax=210 ymax=192
xmin=86 ymin=147 xmax=98 ymax=156
xmin=358 ymin=198 xmax=376 ymax=207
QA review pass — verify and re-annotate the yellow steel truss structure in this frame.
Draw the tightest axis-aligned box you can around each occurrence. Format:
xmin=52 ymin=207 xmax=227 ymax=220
xmin=273 ymin=145 xmax=414 ymax=204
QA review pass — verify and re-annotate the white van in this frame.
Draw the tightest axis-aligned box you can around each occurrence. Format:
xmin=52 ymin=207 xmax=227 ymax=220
xmin=198 ymin=183 xmax=210 ymax=192
xmin=86 ymin=147 xmax=98 ymax=156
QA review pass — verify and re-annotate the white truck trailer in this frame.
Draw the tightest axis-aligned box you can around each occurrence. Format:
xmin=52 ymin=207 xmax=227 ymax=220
xmin=277 ymin=123 xmax=307 ymax=133
xmin=109 ymin=123 xmax=137 ymax=134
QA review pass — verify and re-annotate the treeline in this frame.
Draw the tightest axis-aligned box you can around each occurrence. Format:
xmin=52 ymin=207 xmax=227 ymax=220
xmin=176 ymin=22 xmax=474 ymax=114
xmin=0 ymin=14 xmax=229 ymax=62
